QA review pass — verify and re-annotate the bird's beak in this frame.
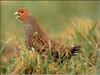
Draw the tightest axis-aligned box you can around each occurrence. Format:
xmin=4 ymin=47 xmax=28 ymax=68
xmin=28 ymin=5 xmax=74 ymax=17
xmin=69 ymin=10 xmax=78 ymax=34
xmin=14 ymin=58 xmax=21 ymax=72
xmin=14 ymin=12 xmax=18 ymax=15
xmin=14 ymin=11 xmax=20 ymax=19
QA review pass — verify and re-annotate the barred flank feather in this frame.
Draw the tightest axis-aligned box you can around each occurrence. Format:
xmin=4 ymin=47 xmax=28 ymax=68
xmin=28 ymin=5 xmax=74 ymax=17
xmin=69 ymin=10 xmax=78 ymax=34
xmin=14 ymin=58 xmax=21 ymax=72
xmin=24 ymin=19 xmax=80 ymax=62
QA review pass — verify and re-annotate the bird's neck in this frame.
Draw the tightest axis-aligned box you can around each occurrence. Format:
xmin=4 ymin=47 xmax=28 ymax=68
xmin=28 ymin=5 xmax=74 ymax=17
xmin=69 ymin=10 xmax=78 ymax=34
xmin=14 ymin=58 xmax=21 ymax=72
xmin=24 ymin=16 xmax=47 ymax=39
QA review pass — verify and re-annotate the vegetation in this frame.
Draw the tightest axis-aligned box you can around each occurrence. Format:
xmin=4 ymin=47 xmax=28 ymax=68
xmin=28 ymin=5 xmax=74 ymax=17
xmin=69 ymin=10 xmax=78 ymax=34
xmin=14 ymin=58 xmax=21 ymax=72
xmin=0 ymin=19 xmax=99 ymax=74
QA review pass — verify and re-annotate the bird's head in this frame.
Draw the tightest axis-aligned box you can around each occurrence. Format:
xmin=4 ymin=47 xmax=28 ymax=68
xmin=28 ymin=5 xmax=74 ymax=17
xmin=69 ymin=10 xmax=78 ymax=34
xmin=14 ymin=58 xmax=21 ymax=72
xmin=14 ymin=8 xmax=31 ymax=22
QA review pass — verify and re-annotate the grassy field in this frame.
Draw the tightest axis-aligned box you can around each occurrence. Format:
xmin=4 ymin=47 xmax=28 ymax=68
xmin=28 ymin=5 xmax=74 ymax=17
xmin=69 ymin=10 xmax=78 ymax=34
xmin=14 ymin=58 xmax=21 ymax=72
xmin=0 ymin=1 xmax=100 ymax=75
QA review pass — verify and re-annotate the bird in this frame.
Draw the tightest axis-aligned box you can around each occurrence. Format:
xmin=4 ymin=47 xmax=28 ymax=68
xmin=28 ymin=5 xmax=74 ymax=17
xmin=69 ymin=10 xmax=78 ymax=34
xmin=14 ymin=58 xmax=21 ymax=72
xmin=14 ymin=8 xmax=80 ymax=62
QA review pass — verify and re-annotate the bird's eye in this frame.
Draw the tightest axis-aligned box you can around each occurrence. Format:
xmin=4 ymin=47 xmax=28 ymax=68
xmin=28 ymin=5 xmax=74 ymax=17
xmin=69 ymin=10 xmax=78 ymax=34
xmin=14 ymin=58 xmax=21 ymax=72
xmin=21 ymin=11 xmax=24 ymax=13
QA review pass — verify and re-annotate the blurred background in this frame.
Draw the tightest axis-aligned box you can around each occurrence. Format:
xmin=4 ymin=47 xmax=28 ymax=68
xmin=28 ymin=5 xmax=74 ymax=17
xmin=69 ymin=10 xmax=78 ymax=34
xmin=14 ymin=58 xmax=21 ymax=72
xmin=1 ymin=1 xmax=100 ymax=42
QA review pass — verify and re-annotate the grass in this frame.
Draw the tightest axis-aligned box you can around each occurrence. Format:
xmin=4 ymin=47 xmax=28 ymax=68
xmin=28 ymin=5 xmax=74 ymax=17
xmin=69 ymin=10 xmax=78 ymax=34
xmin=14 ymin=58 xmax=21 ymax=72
xmin=0 ymin=19 xmax=99 ymax=75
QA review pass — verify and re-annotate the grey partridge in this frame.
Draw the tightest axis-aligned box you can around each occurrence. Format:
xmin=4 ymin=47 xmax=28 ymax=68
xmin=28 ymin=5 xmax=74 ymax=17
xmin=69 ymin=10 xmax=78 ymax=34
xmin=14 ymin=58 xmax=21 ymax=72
xmin=14 ymin=8 xmax=80 ymax=62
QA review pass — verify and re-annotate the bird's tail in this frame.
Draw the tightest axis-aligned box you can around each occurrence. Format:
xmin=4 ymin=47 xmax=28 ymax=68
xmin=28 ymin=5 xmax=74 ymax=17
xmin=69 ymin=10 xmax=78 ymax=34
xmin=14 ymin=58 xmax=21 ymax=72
xmin=52 ymin=45 xmax=81 ymax=63
xmin=69 ymin=45 xmax=81 ymax=58
xmin=57 ymin=45 xmax=81 ymax=64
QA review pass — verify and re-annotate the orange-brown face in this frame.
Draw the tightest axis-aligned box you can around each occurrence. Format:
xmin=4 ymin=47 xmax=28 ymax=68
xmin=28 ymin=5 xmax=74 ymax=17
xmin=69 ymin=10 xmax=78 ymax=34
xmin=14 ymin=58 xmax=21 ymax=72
xmin=14 ymin=8 xmax=29 ymax=22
